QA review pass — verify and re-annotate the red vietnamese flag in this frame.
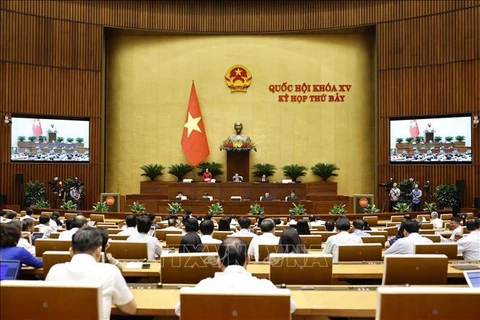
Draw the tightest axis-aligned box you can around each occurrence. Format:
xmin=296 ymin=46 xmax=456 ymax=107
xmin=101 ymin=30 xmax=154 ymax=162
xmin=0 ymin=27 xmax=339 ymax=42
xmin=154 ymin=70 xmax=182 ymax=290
xmin=409 ymin=119 xmax=419 ymax=137
xmin=181 ymin=82 xmax=210 ymax=166
xmin=32 ymin=118 xmax=43 ymax=136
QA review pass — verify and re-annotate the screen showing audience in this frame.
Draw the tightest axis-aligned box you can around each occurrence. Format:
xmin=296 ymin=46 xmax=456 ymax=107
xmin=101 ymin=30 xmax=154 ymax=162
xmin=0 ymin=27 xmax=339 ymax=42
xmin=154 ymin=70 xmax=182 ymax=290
xmin=390 ymin=115 xmax=472 ymax=163
xmin=10 ymin=116 xmax=90 ymax=162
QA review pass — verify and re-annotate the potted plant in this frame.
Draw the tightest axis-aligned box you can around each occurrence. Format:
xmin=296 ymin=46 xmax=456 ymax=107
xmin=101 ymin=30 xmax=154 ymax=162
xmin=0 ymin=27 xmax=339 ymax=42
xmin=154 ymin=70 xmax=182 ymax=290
xmin=24 ymin=181 xmax=46 ymax=206
xmin=75 ymin=137 xmax=84 ymax=144
xmin=395 ymin=138 xmax=404 ymax=144
xmin=197 ymin=162 xmax=224 ymax=179
xmin=130 ymin=201 xmax=146 ymax=214
xmin=393 ymin=202 xmax=410 ymax=213
xmin=168 ymin=163 xmax=193 ymax=181
xmin=56 ymin=137 xmax=64 ymax=143
xmin=28 ymin=136 xmax=37 ymax=142
xmin=282 ymin=164 xmax=307 ymax=182
xmin=434 ymin=183 xmax=459 ymax=209
xmin=249 ymin=203 xmax=265 ymax=215
xmin=67 ymin=137 xmax=74 ymax=143
xmin=18 ymin=136 xmax=26 ymax=142
xmin=208 ymin=202 xmax=224 ymax=215
xmin=167 ymin=202 xmax=184 ymax=215
xmin=414 ymin=136 xmax=423 ymax=143
xmin=140 ymin=164 xmax=165 ymax=181
xmin=289 ymin=202 xmax=306 ymax=215
xmin=434 ymin=136 xmax=442 ymax=143
xmin=423 ymin=202 xmax=437 ymax=213
xmin=445 ymin=136 xmax=453 ymax=143
xmin=61 ymin=200 xmax=78 ymax=210
xmin=252 ymin=163 xmax=277 ymax=179
xmin=363 ymin=203 xmax=379 ymax=213
xmin=93 ymin=201 xmax=109 ymax=212
xmin=329 ymin=203 xmax=346 ymax=215
xmin=455 ymin=135 xmax=465 ymax=143
xmin=311 ymin=163 xmax=339 ymax=182
xmin=405 ymin=137 xmax=414 ymax=144
xmin=39 ymin=135 xmax=47 ymax=142
xmin=35 ymin=199 xmax=51 ymax=209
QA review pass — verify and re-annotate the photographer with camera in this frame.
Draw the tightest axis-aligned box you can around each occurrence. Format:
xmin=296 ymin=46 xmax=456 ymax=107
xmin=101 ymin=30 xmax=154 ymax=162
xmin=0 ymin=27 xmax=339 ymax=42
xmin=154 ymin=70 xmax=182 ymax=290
xmin=389 ymin=182 xmax=400 ymax=212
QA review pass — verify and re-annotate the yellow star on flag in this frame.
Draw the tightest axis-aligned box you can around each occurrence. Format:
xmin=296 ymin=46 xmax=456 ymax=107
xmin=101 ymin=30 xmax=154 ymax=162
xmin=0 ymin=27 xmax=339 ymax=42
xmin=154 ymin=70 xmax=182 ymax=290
xmin=184 ymin=112 xmax=202 ymax=137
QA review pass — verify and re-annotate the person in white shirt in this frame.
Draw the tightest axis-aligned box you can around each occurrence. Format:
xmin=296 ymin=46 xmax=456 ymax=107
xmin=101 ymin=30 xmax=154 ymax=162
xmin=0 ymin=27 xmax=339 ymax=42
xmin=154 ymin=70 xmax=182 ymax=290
xmin=248 ymin=219 xmax=279 ymax=262
xmin=37 ymin=215 xmax=55 ymax=238
xmin=175 ymin=237 xmax=295 ymax=316
xmin=20 ymin=208 xmax=37 ymax=222
xmin=430 ymin=211 xmax=444 ymax=229
xmin=309 ymin=215 xmax=324 ymax=227
xmin=447 ymin=216 xmax=463 ymax=241
xmin=385 ymin=219 xmax=433 ymax=255
xmin=48 ymin=212 xmax=61 ymax=232
xmin=59 ymin=215 xmax=88 ymax=240
xmin=46 ymin=228 xmax=136 ymax=319
xmin=127 ymin=215 xmax=162 ymax=260
xmin=17 ymin=219 xmax=36 ymax=255
xmin=235 ymin=217 xmax=256 ymax=237
xmin=457 ymin=218 xmax=480 ymax=261
xmin=163 ymin=218 xmax=184 ymax=232
xmin=323 ymin=217 xmax=362 ymax=262
xmin=118 ymin=215 xmax=138 ymax=236
xmin=352 ymin=220 xmax=371 ymax=237
xmin=199 ymin=220 xmax=222 ymax=244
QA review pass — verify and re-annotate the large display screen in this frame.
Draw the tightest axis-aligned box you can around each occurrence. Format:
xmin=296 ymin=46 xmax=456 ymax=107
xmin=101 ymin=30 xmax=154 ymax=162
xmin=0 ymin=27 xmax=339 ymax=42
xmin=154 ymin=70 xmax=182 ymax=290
xmin=10 ymin=116 xmax=90 ymax=162
xmin=390 ymin=115 xmax=472 ymax=163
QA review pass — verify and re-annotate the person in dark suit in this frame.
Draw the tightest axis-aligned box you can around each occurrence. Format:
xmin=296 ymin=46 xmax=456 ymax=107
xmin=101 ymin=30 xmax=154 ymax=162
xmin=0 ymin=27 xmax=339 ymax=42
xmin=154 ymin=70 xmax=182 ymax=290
xmin=260 ymin=192 xmax=272 ymax=201
xmin=259 ymin=174 xmax=269 ymax=183
xmin=286 ymin=191 xmax=297 ymax=201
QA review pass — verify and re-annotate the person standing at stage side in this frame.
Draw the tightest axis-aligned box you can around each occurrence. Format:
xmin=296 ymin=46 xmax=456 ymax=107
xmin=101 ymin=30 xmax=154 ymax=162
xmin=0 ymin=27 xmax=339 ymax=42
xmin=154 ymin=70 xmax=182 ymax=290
xmin=389 ymin=182 xmax=400 ymax=212
xmin=409 ymin=183 xmax=422 ymax=212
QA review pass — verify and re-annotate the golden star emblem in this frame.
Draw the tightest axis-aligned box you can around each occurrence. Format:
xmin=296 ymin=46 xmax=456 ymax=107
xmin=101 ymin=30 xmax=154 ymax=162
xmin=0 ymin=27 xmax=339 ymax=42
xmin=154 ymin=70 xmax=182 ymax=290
xmin=184 ymin=112 xmax=202 ymax=137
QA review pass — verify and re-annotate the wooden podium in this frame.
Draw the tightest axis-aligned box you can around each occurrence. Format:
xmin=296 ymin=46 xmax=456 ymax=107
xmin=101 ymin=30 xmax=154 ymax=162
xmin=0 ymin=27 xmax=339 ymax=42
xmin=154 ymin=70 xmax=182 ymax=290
xmin=425 ymin=132 xmax=434 ymax=143
xmin=226 ymin=151 xmax=250 ymax=182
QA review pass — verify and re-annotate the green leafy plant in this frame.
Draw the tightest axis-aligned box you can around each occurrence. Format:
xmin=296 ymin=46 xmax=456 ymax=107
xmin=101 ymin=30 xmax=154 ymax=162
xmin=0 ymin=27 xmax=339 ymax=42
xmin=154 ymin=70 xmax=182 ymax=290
xmin=28 ymin=136 xmax=37 ymax=142
xmin=35 ymin=199 xmax=51 ymax=209
xmin=167 ymin=202 xmax=184 ymax=214
xmin=168 ymin=163 xmax=193 ymax=181
xmin=249 ymin=203 xmax=265 ymax=215
xmin=129 ymin=201 xmax=146 ymax=213
xmin=445 ymin=136 xmax=453 ymax=142
xmin=395 ymin=138 xmax=404 ymax=143
xmin=455 ymin=135 xmax=465 ymax=142
xmin=282 ymin=164 xmax=307 ymax=182
xmin=39 ymin=136 xmax=47 ymax=142
xmin=414 ymin=136 xmax=423 ymax=143
xmin=61 ymin=200 xmax=77 ymax=210
xmin=393 ymin=202 xmax=410 ymax=213
xmin=423 ymin=202 xmax=437 ymax=213
xmin=252 ymin=163 xmax=277 ymax=178
xmin=67 ymin=137 xmax=74 ymax=143
xmin=24 ymin=181 xmax=46 ymax=206
xmin=405 ymin=137 xmax=414 ymax=143
xmin=93 ymin=201 xmax=109 ymax=212
xmin=56 ymin=137 xmax=64 ymax=143
xmin=363 ymin=203 xmax=379 ymax=213
xmin=18 ymin=136 xmax=26 ymax=142
xmin=140 ymin=164 xmax=165 ymax=181
xmin=197 ymin=162 xmax=224 ymax=179
xmin=76 ymin=137 xmax=84 ymax=143
xmin=208 ymin=202 xmax=224 ymax=215
xmin=397 ymin=179 xmax=416 ymax=202
xmin=329 ymin=203 xmax=346 ymax=215
xmin=434 ymin=136 xmax=442 ymax=143
xmin=289 ymin=202 xmax=306 ymax=215
xmin=311 ymin=163 xmax=339 ymax=182
xmin=434 ymin=183 xmax=459 ymax=208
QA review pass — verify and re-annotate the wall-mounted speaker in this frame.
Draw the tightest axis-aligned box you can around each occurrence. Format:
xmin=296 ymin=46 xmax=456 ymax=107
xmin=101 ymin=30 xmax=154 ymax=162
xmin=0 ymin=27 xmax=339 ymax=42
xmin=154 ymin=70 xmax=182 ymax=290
xmin=15 ymin=174 xmax=24 ymax=184
xmin=0 ymin=194 xmax=7 ymax=205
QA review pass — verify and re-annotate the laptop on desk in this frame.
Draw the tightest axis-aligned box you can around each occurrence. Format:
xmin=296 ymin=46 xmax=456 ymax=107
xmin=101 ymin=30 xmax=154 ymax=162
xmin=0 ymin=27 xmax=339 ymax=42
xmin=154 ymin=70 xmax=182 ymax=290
xmin=0 ymin=261 xmax=21 ymax=281
xmin=464 ymin=270 xmax=480 ymax=288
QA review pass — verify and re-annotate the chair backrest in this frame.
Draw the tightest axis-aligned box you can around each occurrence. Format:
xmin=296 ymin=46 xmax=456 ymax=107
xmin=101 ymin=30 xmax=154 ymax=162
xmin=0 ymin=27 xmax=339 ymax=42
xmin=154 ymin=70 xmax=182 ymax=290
xmin=382 ymin=254 xmax=448 ymax=285
xmin=0 ymin=280 xmax=102 ymax=320
xmin=365 ymin=230 xmax=389 ymax=237
xmin=161 ymin=253 xmax=218 ymax=284
xmin=107 ymin=240 xmax=148 ymax=260
xmin=363 ymin=215 xmax=378 ymax=226
xmin=64 ymin=213 xmax=77 ymax=220
xmin=418 ymin=229 xmax=435 ymax=234
xmin=35 ymin=239 xmax=72 ymax=257
xmin=376 ymin=287 xmax=480 ymax=320
xmin=212 ymin=231 xmax=233 ymax=241
xmin=441 ymin=213 xmax=453 ymax=220
xmin=465 ymin=212 xmax=474 ymax=219
xmin=274 ymin=230 xmax=283 ymax=237
xmin=258 ymin=244 xmax=279 ymax=262
xmin=107 ymin=228 xmax=122 ymax=234
xmin=180 ymin=287 xmax=291 ymax=320
xmin=275 ymin=225 xmax=289 ymax=231
xmin=422 ymin=234 xmax=441 ymax=242
xmin=417 ymin=214 xmax=430 ymax=221
xmin=108 ymin=234 xmax=130 ymax=241
xmin=269 ymin=253 xmax=332 ymax=285
xmin=310 ymin=231 xmax=336 ymax=242
xmin=165 ymin=234 xmax=184 ymax=248
xmin=41 ymin=211 xmax=53 ymax=218
xmin=360 ymin=235 xmax=386 ymax=248
xmin=202 ymin=243 xmax=220 ymax=253
xmin=390 ymin=215 xmax=404 ymax=222
xmin=90 ymin=214 xmax=105 ymax=222
xmin=414 ymin=243 xmax=458 ymax=259
xmin=49 ymin=232 xmax=60 ymax=239
xmin=156 ymin=229 xmax=183 ymax=241
xmin=42 ymin=251 xmax=71 ymax=278
xmin=386 ymin=222 xmax=400 ymax=228
xmin=311 ymin=225 xmax=326 ymax=231
xmin=337 ymin=243 xmax=383 ymax=262
xmin=226 ymin=235 xmax=254 ymax=246
xmin=299 ymin=235 xmax=323 ymax=250
xmin=383 ymin=227 xmax=398 ymax=237
xmin=420 ymin=222 xmax=433 ymax=229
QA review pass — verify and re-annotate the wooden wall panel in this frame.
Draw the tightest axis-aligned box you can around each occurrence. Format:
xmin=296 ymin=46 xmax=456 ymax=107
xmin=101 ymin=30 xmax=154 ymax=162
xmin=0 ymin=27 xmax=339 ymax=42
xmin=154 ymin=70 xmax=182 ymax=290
xmin=1 ymin=0 xmax=479 ymax=212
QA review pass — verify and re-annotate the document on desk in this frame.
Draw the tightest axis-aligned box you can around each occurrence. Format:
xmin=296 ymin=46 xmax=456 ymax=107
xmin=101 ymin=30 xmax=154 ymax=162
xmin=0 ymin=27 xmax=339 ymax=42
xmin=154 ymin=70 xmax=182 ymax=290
xmin=124 ymin=262 xmax=143 ymax=269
